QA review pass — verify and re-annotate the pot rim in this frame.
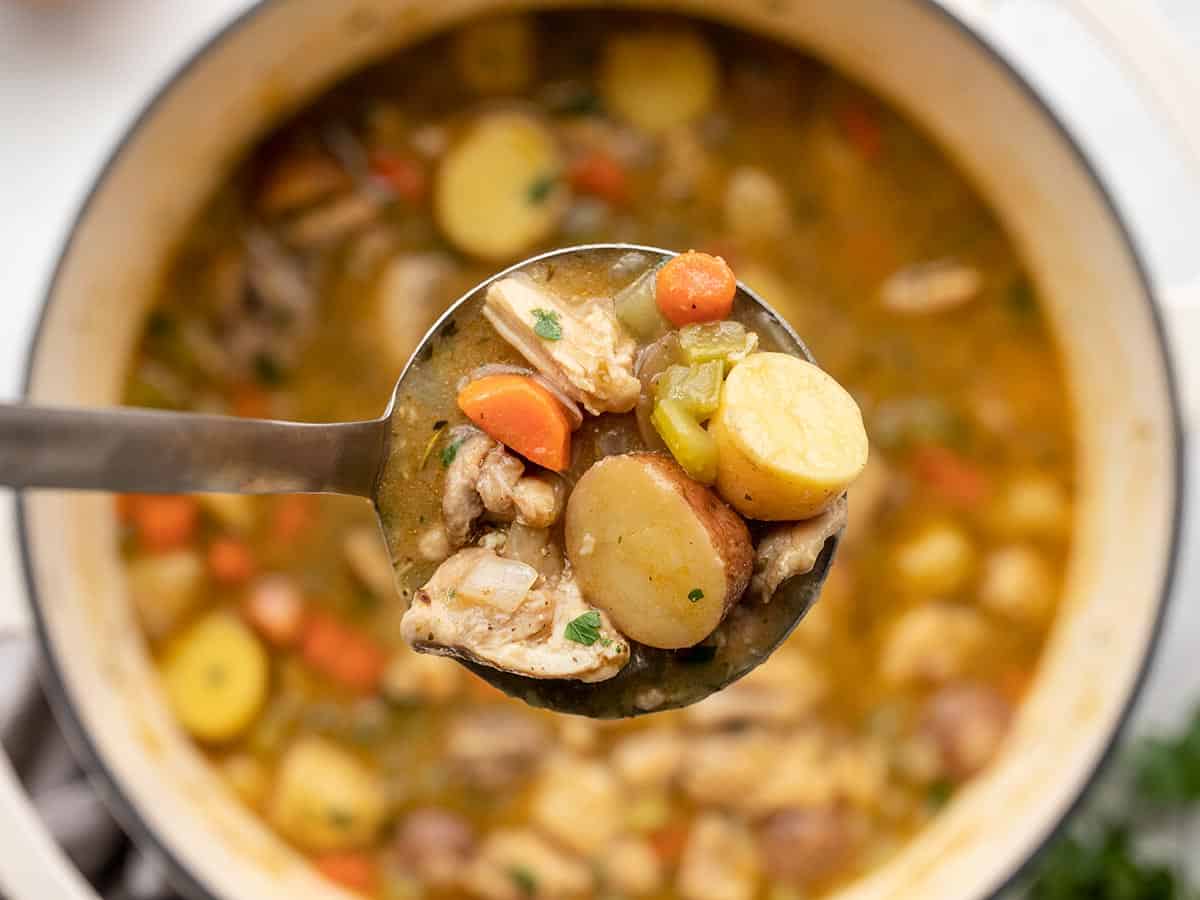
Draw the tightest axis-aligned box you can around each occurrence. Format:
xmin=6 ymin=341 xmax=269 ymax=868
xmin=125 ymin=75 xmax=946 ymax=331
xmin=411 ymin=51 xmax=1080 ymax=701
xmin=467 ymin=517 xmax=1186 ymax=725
xmin=12 ymin=2 xmax=1187 ymax=899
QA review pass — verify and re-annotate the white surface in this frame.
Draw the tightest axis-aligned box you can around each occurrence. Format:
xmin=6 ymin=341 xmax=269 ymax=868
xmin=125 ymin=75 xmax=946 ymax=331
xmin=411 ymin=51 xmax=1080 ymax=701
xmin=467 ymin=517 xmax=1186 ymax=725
xmin=0 ymin=0 xmax=1199 ymax=896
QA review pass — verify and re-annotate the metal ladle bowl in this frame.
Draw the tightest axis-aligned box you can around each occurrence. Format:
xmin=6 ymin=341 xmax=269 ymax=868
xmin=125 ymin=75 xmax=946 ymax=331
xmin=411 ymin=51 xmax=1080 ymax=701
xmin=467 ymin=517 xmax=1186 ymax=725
xmin=0 ymin=244 xmax=838 ymax=718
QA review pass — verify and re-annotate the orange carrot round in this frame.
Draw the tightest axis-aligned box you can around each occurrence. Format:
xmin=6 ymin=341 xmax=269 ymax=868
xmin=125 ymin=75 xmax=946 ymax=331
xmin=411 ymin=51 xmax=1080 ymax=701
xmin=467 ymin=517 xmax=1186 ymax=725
xmin=655 ymin=251 xmax=737 ymax=326
xmin=131 ymin=495 xmax=199 ymax=553
xmin=568 ymin=150 xmax=629 ymax=205
xmin=207 ymin=537 xmax=256 ymax=585
xmin=313 ymin=851 xmax=377 ymax=893
xmin=300 ymin=611 xmax=387 ymax=693
xmin=457 ymin=374 xmax=572 ymax=471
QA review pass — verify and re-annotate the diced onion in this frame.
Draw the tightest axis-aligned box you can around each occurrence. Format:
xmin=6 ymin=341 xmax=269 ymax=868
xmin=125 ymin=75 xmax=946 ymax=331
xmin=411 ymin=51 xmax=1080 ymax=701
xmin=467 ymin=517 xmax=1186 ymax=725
xmin=458 ymin=555 xmax=539 ymax=612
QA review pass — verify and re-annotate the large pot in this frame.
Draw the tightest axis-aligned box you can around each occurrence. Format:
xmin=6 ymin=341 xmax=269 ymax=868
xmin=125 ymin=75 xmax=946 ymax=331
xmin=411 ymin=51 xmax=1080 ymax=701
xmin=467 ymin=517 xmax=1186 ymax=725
xmin=2 ymin=0 xmax=1194 ymax=898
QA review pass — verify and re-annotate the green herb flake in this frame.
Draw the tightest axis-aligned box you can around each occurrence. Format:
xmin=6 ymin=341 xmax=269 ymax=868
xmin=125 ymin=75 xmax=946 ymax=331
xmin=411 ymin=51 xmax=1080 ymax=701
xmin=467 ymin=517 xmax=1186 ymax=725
xmin=507 ymin=866 xmax=538 ymax=897
xmin=531 ymin=308 xmax=563 ymax=341
xmin=688 ymin=588 xmax=705 ymax=603
xmin=1008 ymin=277 xmax=1037 ymax=319
xmin=252 ymin=353 xmax=286 ymax=386
xmin=564 ymin=610 xmax=603 ymax=646
xmin=926 ymin=779 xmax=954 ymax=810
xmin=441 ymin=436 xmax=466 ymax=468
xmin=527 ymin=173 xmax=559 ymax=204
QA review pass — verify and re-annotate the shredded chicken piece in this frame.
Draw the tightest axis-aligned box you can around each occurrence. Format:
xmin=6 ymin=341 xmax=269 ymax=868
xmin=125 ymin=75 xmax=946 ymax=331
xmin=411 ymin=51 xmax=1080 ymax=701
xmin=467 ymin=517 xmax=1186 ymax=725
xmin=442 ymin=429 xmax=496 ymax=546
xmin=465 ymin=829 xmax=593 ymax=900
xmin=750 ymin=496 xmax=848 ymax=601
xmin=446 ymin=710 xmax=547 ymax=789
xmin=880 ymin=259 xmax=982 ymax=314
xmin=477 ymin=445 xmax=524 ymax=516
xmin=401 ymin=548 xmax=629 ymax=681
xmin=676 ymin=814 xmax=762 ymax=900
xmin=483 ymin=274 xmax=641 ymax=415
xmin=442 ymin=428 xmax=567 ymax=547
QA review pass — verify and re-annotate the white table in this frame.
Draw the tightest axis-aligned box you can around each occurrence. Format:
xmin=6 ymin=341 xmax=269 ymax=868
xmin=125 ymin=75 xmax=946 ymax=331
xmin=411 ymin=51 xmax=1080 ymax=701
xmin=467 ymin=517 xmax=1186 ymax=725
xmin=1 ymin=0 xmax=1199 ymax=895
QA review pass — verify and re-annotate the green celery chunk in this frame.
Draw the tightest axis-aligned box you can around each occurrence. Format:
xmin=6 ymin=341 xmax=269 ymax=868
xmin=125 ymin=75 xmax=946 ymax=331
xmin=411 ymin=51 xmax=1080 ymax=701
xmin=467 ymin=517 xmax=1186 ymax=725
xmin=651 ymin=399 xmax=718 ymax=484
xmin=655 ymin=361 xmax=723 ymax=419
xmin=615 ymin=268 xmax=669 ymax=340
xmin=678 ymin=320 xmax=757 ymax=370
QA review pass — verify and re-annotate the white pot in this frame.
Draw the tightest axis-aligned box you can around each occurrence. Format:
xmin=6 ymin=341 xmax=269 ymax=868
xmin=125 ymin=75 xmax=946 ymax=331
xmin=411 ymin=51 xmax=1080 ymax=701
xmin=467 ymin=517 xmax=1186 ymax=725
xmin=1 ymin=1 xmax=1194 ymax=898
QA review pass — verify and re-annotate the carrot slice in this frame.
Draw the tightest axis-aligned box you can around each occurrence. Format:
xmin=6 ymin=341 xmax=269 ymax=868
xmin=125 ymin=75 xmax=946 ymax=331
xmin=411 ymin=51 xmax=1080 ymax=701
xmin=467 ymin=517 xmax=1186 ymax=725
xmin=301 ymin=612 xmax=387 ymax=693
xmin=313 ymin=851 xmax=377 ymax=893
xmin=457 ymin=374 xmax=572 ymax=471
xmin=131 ymin=495 xmax=199 ymax=553
xmin=912 ymin=445 xmax=990 ymax=506
xmin=369 ymin=151 xmax=427 ymax=204
xmin=271 ymin=494 xmax=316 ymax=543
xmin=207 ymin=537 xmax=256 ymax=585
xmin=655 ymin=251 xmax=737 ymax=326
xmin=568 ymin=150 xmax=629 ymax=205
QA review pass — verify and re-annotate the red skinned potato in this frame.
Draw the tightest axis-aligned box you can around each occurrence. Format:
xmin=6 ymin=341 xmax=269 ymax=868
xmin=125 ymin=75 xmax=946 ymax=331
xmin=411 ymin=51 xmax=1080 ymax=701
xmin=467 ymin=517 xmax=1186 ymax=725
xmin=565 ymin=453 xmax=752 ymax=648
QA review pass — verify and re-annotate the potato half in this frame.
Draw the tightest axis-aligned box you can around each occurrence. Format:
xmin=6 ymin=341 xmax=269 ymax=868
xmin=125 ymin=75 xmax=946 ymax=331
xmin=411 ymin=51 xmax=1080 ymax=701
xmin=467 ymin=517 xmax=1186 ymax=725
xmin=434 ymin=112 xmax=566 ymax=260
xmin=712 ymin=352 xmax=868 ymax=520
xmin=565 ymin=453 xmax=752 ymax=649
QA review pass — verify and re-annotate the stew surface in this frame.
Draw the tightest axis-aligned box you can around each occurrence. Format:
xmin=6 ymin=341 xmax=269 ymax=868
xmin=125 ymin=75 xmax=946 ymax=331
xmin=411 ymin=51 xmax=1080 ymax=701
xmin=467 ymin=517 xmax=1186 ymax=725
xmin=120 ymin=10 xmax=1074 ymax=899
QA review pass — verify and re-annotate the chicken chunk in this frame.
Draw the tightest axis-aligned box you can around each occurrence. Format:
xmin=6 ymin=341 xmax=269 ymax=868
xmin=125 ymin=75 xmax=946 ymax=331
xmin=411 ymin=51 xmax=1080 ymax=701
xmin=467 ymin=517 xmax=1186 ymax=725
xmin=760 ymin=807 xmax=866 ymax=886
xmin=443 ymin=429 xmax=567 ymax=547
xmin=603 ymin=838 xmax=663 ymax=896
xmin=612 ymin=730 xmax=685 ymax=789
xmin=880 ymin=260 xmax=982 ymax=314
xmin=465 ymin=829 xmax=593 ymax=900
xmin=676 ymin=814 xmax=762 ymax=900
xmin=393 ymin=808 xmax=475 ymax=887
xmin=749 ymin=496 xmax=847 ymax=602
xmin=443 ymin=429 xmax=497 ymax=545
xmin=530 ymin=754 xmax=622 ymax=855
xmin=402 ymin=548 xmax=629 ymax=681
xmin=483 ymin=274 xmax=641 ymax=415
xmin=446 ymin=709 xmax=548 ymax=790
xmin=921 ymin=682 xmax=1013 ymax=778
xmin=881 ymin=603 xmax=989 ymax=685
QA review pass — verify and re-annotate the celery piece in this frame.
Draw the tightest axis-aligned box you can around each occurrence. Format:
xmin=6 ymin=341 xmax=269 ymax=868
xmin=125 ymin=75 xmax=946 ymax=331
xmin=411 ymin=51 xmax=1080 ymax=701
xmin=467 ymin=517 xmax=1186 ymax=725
xmin=651 ymin=399 xmax=719 ymax=484
xmin=678 ymin=320 xmax=758 ymax=370
xmin=655 ymin=361 xmax=723 ymax=419
xmin=615 ymin=267 xmax=669 ymax=340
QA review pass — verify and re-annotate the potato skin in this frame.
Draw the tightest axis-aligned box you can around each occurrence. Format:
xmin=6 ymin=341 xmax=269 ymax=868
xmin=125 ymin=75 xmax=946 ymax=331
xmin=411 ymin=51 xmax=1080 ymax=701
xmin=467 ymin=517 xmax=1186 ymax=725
xmin=565 ymin=452 xmax=752 ymax=648
xmin=635 ymin=454 xmax=753 ymax=604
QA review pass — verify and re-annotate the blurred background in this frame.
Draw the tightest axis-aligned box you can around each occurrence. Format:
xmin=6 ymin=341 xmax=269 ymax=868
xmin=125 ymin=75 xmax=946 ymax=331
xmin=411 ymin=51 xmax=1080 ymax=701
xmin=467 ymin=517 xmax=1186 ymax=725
xmin=3 ymin=1 xmax=1200 ymax=899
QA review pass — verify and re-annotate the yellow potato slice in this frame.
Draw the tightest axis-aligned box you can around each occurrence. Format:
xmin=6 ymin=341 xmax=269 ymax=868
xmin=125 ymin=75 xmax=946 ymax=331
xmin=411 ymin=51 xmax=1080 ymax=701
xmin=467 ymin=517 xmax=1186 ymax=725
xmin=161 ymin=613 xmax=268 ymax=743
xmin=270 ymin=736 xmax=387 ymax=852
xmin=565 ymin=453 xmax=752 ymax=649
xmin=434 ymin=113 xmax=566 ymax=260
xmin=453 ymin=16 xmax=536 ymax=95
xmin=601 ymin=30 xmax=719 ymax=134
xmin=712 ymin=352 xmax=868 ymax=520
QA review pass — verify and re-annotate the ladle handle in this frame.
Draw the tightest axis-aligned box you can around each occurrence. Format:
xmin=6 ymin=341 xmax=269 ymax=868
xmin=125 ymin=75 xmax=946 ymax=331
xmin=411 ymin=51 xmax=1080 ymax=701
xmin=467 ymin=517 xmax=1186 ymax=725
xmin=0 ymin=404 xmax=387 ymax=497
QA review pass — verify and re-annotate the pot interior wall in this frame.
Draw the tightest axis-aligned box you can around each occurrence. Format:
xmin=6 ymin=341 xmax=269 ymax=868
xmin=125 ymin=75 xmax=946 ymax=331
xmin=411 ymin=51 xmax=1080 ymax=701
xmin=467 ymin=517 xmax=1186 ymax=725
xmin=22 ymin=1 xmax=1178 ymax=899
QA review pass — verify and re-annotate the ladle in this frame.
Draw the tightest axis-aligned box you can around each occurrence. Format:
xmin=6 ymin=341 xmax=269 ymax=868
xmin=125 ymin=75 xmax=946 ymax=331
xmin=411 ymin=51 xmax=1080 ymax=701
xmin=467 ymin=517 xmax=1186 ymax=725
xmin=0 ymin=244 xmax=839 ymax=717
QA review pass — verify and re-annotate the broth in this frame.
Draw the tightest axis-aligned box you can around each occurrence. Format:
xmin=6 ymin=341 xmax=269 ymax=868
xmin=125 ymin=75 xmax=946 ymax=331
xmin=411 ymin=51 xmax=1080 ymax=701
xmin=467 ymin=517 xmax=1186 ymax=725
xmin=120 ymin=10 xmax=1073 ymax=899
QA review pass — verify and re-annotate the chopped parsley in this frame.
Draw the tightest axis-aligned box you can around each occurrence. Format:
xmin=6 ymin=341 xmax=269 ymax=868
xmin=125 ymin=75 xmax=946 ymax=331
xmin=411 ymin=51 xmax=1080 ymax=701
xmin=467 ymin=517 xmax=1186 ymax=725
xmin=531 ymin=308 xmax=562 ymax=341
xmin=1008 ymin=276 xmax=1037 ymax=319
xmin=688 ymin=588 xmax=705 ymax=603
xmin=252 ymin=352 xmax=286 ymax=386
xmin=441 ymin=435 xmax=466 ymax=467
xmin=507 ymin=866 xmax=538 ymax=897
xmin=564 ymin=610 xmax=602 ymax=646
xmin=527 ymin=173 xmax=558 ymax=204
xmin=926 ymin=778 xmax=954 ymax=810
